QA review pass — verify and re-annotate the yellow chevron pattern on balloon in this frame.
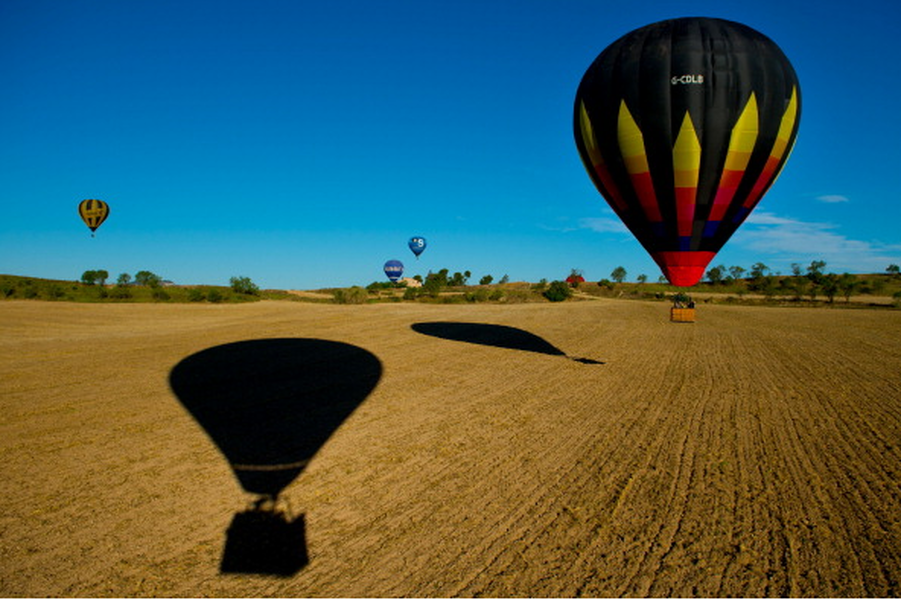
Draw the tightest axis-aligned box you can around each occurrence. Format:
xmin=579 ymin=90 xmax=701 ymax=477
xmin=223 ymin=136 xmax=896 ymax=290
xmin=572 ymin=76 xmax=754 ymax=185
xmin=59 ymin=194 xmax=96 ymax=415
xmin=770 ymin=85 xmax=800 ymax=172
xmin=618 ymin=100 xmax=662 ymax=222
xmin=578 ymin=102 xmax=627 ymax=212
xmin=672 ymin=112 xmax=701 ymax=238
xmin=744 ymin=86 xmax=800 ymax=208
xmin=708 ymin=93 xmax=759 ymax=224
xmin=578 ymin=101 xmax=602 ymax=169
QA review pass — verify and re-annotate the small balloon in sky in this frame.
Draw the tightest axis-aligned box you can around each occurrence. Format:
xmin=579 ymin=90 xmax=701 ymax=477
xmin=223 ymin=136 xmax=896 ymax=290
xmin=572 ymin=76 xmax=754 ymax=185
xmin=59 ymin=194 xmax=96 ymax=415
xmin=408 ymin=236 xmax=427 ymax=259
xmin=78 ymin=199 xmax=110 ymax=237
xmin=574 ymin=17 xmax=801 ymax=286
xmin=384 ymin=260 xmax=404 ymax=282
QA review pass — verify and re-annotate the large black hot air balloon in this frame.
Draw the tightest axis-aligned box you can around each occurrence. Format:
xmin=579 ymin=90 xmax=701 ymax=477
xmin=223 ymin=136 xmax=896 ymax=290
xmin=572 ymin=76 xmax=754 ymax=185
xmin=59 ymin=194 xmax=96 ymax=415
xmin=575 ymin=18 xmax=800 ymax=286
xmin=78 ymin=199 xmax=109 ymax=237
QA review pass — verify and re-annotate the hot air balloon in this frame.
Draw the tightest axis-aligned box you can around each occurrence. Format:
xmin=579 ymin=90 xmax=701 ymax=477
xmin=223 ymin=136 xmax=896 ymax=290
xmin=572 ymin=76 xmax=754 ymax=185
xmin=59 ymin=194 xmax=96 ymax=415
xmin=78 ymin=199 xmax=110 ymax=237
xmin=574 ymin=18 xmax=800 ymax=286
xmin=384 ymin=260 xmax=404 ymax=283
xmin=408 ymin=236 xmax=427 ymax=259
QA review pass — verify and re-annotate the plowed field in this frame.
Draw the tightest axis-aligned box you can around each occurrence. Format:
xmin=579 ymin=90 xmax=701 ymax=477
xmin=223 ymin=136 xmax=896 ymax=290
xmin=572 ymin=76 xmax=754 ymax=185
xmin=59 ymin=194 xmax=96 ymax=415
xmin=2 ymin=299 xmax=900 ymax=597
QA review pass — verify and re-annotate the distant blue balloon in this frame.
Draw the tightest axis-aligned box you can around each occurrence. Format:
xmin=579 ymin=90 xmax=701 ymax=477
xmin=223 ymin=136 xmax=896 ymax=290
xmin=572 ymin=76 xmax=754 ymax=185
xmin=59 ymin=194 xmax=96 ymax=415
xmin=384 ymin=260 xmax=404 ymax=282
xmin=408 ymin=236 xmax=427 ymax=258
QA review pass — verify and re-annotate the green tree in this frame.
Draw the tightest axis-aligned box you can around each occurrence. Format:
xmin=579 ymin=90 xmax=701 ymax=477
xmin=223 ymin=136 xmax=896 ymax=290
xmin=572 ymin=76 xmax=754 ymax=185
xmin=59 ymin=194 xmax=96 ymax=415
xmin=611 ymin=266 xmax=627 ymax=283
xmin=887 ymin=264 xmax=900 ymax=278
xmin=748 ymin=263 xmax=772 ymax=293
xmin=807 ymin=260 xmax=827 ymax=282
xmin=729 ymin=266 xmax=746 ymax=281
xmin=706 ymin=265 xmax=725 ymax=285
xmin=820 ymin=273 xmax=840 ymax=303
xmin=837 ymin=273 xmax=859 ymax=303
xmin=230 ymin=275 xmax=260 ymax=295
xmin=479 ymin=275 xmax=493 ymax=285
xmin=636 ymin=274 xmax=648 ymax=284
xmin=422 ymin=271 xmax=445 ymax=297
xmin=543 ymin=280 xmax=572 ymax=302
xmin=499 ymin=274 xmax=510 ymax=284
xmin=117 ymin=273 xmax=132 ymax=286
xmin=81 ymin=270 xmax=99 ymax=285
xmin=749 ymin=262 xmax=770 ymax=280
xmin=789 ymin=263 xmax=807 ymax=300
xmin=135 ymin=270 xmax=162 ymax=287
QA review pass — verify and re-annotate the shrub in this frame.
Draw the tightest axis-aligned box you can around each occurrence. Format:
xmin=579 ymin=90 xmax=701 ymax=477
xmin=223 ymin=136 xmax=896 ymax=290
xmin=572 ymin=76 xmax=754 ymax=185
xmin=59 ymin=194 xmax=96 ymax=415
xmin=465 ymin=289 xmax=490 ymax=303
xmin=188 ymin=288 xmax=206 ymax=302
xmin=110 ymin=286 xmax=132 ymax=299
xmin=543 ymin=280 xmax=572 ymax=302
xmin=207 ymin=289 xmax=224 ymax=303
xmin=333 ymin=286 xmax=368 ymax=304
xmin=230 ymin=276 xmax=260 ymax=296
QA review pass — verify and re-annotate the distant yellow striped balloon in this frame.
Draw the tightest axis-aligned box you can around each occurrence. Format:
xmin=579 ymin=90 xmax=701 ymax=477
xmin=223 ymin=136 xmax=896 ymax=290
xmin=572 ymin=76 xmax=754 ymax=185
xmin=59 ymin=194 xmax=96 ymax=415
xmin=78 ymin=199 xmax=109 ymax=236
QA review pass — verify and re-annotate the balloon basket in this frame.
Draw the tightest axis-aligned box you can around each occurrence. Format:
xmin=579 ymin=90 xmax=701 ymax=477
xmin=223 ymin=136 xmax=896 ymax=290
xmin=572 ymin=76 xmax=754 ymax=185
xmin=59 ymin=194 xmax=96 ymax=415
xmin=670 ymin=307 xmax=696 ymax=323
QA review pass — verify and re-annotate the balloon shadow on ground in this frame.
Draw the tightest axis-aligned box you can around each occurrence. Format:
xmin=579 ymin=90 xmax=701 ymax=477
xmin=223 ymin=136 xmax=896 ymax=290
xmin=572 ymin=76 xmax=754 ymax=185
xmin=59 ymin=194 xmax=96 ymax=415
xmin=411 ymin=322 xmax=604 ymax=365
xmin=169 ymin=338 xmax=382 ymax=576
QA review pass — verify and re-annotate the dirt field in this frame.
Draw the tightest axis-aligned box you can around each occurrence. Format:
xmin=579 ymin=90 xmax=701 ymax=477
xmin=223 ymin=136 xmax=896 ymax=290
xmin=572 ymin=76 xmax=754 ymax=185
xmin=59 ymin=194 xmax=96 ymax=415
xmin=2 ymin=298 xmax=900 ymax=597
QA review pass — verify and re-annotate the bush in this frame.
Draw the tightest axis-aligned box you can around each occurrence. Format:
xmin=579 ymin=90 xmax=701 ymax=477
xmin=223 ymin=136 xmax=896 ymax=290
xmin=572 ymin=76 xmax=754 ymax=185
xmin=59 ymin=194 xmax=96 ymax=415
xmin=543 ymin=280 xmax=572 ymax=302
xmin=207 ymin=289 xmax=224 ymax=303
xmin=230 ymin=276 xmax=260 ymax=296
xmin=465 ymin=289 xmax=490 ymax=303
xmin=333 ymin=286 xmax=368 ymax=304
xmin=188 ymin=288 xmax=206 ymax=302
xmin=110 ymin=286 xmax=132 ymax=299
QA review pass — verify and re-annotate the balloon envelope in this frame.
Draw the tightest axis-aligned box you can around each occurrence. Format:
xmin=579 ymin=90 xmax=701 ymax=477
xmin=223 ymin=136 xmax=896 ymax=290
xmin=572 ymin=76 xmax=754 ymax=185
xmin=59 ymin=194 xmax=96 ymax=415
xmin=408 ymin=236 xmax=427 ymax=258
xmin=384 ymin=260 xmax=404 ymax=282
xmin=78 ymin=199 xmax=109 ymax=234
xmin=574 ymin=18 xmax=800 ymax=286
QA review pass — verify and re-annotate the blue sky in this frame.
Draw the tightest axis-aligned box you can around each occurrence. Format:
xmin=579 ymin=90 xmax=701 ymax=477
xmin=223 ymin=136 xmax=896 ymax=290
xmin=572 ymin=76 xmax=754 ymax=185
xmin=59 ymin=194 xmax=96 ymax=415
xmin=2 ymin=0 xmax=899 ymax=289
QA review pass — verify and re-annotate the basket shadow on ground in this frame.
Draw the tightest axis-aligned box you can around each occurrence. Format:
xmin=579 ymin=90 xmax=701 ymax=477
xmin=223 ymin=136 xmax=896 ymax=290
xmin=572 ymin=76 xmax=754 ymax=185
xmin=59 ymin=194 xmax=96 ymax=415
xmin=169 ymin=338 xmax=382 ymax=576
xmin=411 ymin=322 xmax=604 ymax=365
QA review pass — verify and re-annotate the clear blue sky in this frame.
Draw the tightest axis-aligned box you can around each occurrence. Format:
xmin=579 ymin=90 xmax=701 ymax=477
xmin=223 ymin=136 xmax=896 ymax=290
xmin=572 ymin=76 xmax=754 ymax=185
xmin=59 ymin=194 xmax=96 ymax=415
xmin=2 ymin=0 xmax=899 ymax=289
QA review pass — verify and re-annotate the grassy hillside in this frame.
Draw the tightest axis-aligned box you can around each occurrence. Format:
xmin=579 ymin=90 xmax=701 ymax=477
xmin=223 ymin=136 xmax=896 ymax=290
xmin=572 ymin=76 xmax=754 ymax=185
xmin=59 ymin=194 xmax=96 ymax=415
xmin=3 ymin=272 xmax=900 ymax=307
xmin=0 ymin=274 xmax=302 ymax=304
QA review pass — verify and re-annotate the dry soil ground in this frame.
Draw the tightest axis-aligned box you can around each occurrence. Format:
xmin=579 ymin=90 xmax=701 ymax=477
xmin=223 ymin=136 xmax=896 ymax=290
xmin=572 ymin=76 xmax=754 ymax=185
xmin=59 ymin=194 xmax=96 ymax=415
xmin=1 ymin=299 xmax=900 ymax=597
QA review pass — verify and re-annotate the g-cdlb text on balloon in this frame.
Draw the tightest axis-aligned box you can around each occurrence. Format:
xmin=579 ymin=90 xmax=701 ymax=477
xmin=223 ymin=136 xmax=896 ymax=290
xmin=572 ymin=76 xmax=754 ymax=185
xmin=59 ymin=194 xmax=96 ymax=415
xmin=671 ymin=74 xmax=705 ymax=84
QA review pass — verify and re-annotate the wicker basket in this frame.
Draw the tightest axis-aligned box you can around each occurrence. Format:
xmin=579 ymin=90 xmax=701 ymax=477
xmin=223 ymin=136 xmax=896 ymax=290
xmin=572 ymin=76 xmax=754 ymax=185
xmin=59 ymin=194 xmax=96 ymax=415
xmin=670 ymin=307 xmax=696 ymax=323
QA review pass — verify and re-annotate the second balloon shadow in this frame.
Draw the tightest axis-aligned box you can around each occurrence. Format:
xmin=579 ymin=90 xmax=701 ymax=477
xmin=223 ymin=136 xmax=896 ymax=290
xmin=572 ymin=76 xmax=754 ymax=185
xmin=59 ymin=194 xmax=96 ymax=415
xmin=411 ymin=322 xmax=603 ymax=365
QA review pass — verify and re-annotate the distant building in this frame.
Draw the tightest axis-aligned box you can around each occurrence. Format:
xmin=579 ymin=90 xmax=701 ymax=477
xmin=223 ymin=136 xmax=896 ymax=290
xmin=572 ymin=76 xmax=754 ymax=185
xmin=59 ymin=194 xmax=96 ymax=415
xmin=401 ymin=277 xmax=422 ymax=288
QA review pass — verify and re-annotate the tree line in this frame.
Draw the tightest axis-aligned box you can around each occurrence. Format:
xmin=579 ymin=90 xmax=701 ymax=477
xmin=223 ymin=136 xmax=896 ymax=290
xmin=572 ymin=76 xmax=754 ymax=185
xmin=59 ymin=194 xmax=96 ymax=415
xmin=571 ymin=262 xmax=901 ymax=304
